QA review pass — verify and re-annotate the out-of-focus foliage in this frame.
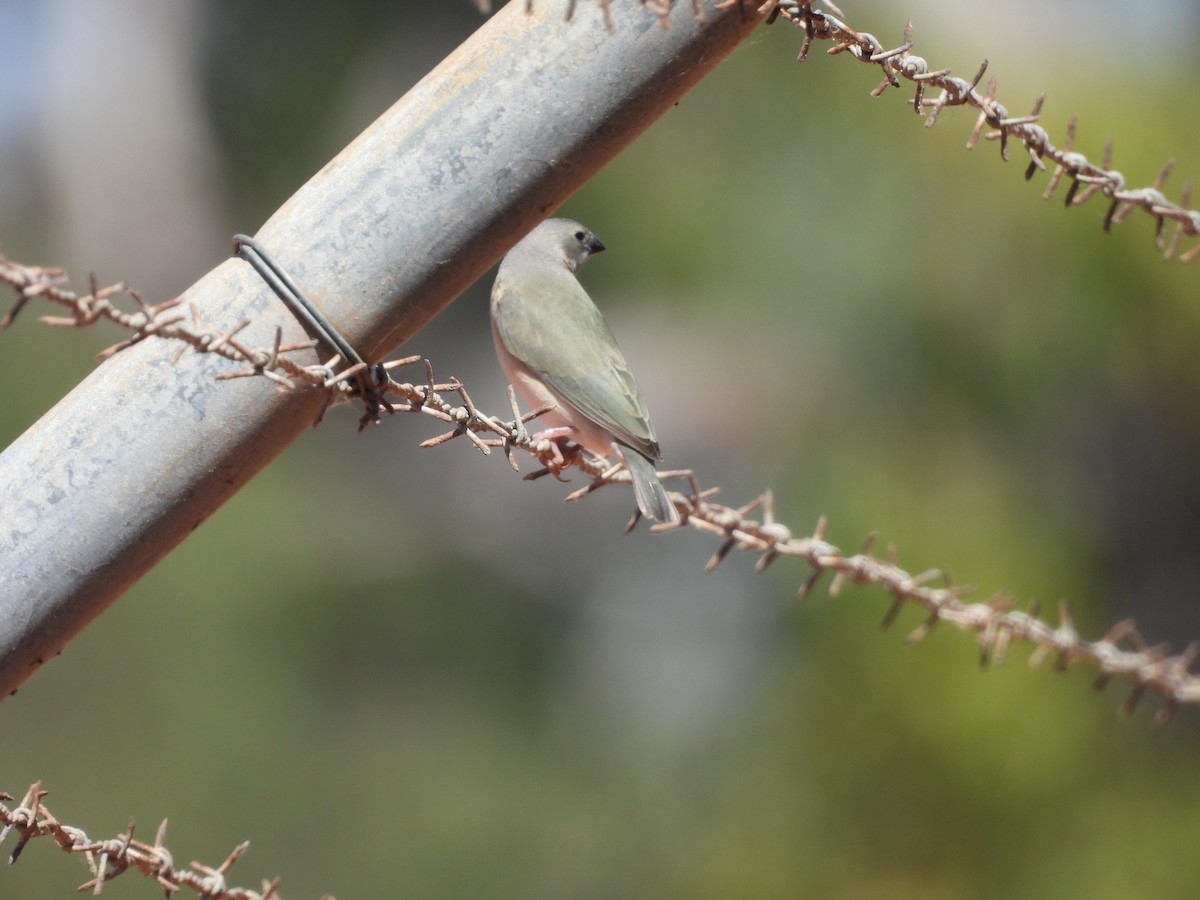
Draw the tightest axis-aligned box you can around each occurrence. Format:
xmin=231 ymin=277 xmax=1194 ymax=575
xmin=3 ymin=1 xmax=1200 ymax=897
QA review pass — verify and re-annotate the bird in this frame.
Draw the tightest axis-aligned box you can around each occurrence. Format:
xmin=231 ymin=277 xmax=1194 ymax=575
xmin=490 ymin=217 xmax=679 ymax=524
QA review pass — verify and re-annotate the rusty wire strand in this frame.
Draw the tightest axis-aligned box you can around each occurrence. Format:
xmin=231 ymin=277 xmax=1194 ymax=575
xmin=4 ymin=255 xmax=1199 ymax=723
xmin=505 ymin=0 xmax=709 ymax=29
xmin=513 ymin=0 xmax=1200 ymax=257
xmin=0 ymin=783 xmax=318 ymax=899
xmin=763 ymin=0 xmax=1200 ymax=260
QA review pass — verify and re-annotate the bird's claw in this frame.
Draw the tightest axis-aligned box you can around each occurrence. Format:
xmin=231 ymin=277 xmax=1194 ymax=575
xmin=523 ymin=432 xmax=582 ymax=483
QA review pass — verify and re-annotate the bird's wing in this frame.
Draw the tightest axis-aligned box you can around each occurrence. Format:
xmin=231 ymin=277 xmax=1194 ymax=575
xmin=541 ymin=365 xmax=661 ymax=462
xmin=493 ymin=267 xmax=662 ymax=461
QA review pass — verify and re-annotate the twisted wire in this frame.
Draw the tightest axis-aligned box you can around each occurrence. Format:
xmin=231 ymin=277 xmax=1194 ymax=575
xmin=0 ymin=783 xmax=303 ymax=898
xmin=764 ymin=0 xmax=1200 ymax=260
xmin=4 ymin=251 xmax=1197 ymax=722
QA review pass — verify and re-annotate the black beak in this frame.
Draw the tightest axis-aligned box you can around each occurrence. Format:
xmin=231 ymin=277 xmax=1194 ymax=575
xmin=586 ymin=235 xmax=606 ymax=255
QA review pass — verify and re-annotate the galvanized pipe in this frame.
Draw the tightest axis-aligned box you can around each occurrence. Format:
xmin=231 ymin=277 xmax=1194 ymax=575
xmin=0 ymin=0 xmax=765 ymax=696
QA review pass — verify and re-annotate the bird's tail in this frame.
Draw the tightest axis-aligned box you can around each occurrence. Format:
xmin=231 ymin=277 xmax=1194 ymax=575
xmin=622 ymin=449 xmax=680 ymax=524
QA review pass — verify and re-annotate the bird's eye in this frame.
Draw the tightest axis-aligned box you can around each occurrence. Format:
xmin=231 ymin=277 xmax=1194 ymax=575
xmin=574 ymin=231 xmax=586 ymax=242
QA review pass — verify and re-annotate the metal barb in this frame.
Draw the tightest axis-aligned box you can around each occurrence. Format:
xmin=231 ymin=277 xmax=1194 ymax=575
xmin=768 ymin=2 xmax=1200 ymax=259
xmin=1 ymin=783 xmax=283 ymax=898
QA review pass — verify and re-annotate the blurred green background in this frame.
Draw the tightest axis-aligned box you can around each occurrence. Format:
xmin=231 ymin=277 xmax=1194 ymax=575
xmin=4 ymin=1 xmax=1200 ymax=897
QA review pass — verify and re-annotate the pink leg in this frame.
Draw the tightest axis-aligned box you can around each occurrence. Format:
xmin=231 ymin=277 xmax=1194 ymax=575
xmin=530 ymin=426 xmax=580 ymax=478
xmin=530 ymin=426 xmax=579 ymax=444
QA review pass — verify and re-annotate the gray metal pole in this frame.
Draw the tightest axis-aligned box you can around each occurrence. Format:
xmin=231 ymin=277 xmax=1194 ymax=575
xmin=0 ymin=0 xmax=765 ymax=697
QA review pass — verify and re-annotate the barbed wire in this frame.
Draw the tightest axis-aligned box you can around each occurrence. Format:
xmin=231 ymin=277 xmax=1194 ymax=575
xmin=474 ymin=1 xmax=708 ymax=30
xmin=4 ymin=254 xmax=1199 ymax=724
xmin=0 ymin=783 xmax=317 ymax=898
xmin=526 ymin=0 xmax=1200 ymax=259
xmin=756 ymin=0 xmax=1200 ymax=260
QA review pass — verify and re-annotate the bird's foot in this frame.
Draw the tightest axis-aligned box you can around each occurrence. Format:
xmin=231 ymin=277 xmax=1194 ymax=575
xmin=524 ymin=429 xmax=584 ymax=483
